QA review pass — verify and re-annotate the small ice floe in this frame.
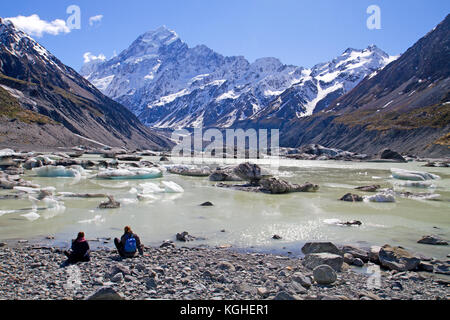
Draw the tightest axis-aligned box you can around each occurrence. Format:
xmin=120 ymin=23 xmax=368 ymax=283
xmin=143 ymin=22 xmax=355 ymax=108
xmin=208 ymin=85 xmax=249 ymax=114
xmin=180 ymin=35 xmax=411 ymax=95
xmin=78 ymin=215 xmax=105 ymax=224
xmin=0 ymin=210 xmax=17 ymax=217
xmin=391 ymin=169 xmax=440 ymax=181
xmin=93 ymin=181 xmax=130 ymax=189
xmin=32 ymin=165 xmax=83 ymax=178
xmin=96 ymin=167 xmax=163 ymax=180
xmin=128 ymin=187 xmax=138 ymax=194
xmin=119 ymin=198 xmax=138 ymax=205
xmin=166 ymin=164 xmax=211 ymax=177
xmin=394 ymin=181 xmax=435 ymax=189
xmin=396 ymin=192 xmax=441 ymax=201
xmin=161 ymin=181 xmax=184 ymax=193
xmin=136 ymin=194 xmax=158 ymax=202
xmin=136 ymin=181 xmax=184 ymax=200
xmin=21 ymin=210 xmax=40 ymax=221
xmin=364 ymin=191 xmax=396 ymax=203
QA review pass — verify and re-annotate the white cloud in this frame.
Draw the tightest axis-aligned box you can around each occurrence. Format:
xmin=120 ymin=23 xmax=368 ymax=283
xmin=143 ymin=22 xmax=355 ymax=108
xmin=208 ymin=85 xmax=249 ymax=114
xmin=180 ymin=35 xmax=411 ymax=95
xmin=89 ymin=15 xmax=103 ymax=26
xmin=83 ymin=52 xmax=106 ymax=63
xmin=5 ymin=14 xmax=70 ymax=37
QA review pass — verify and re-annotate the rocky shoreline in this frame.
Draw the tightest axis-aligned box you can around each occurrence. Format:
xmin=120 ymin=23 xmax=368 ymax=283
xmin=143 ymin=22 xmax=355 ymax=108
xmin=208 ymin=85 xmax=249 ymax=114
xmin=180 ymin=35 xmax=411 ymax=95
xmin=0 ymin=242 xmax=448 ymax=301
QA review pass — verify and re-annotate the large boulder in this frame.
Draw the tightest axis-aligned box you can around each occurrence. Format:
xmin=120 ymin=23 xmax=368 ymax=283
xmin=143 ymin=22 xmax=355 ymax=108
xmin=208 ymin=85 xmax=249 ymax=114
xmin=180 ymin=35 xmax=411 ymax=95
xmin=313 ymin=265 xmax=337 ymax=285
xmin=378 ymin=245 xmax=420 ymax=271
xmin=301 ymin=242 xmax=342 ymax=255
xmin=341 ymin=246 xmax=369 ymax=262
xmin=380 ymin=149 xmax=406 ymax=162
xmin=340 ymin=193 xmax=363 ymax=202
xmin=303 ymin=253 xmax=344 ymax=272
xmin=209 ymin=166 xmax=243 ymax=182
xmin=233 ymin=163 xmax=263 ymax=185
xmin=417 ymin=235 xmax=448 ymax=245
xmin=260 ymin=178 xmax=318 ymax=194
xmin=86 ymin=287 xmax=124 ymax=300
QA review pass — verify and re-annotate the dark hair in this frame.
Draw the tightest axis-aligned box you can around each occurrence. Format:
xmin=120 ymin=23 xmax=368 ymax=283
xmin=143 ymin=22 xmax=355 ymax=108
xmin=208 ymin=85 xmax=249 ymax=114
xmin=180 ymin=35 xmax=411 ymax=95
xmin=124 ymin=226 xmax=132 ymax=234
xmin=77 ymin=232 xmax=85 ymax=240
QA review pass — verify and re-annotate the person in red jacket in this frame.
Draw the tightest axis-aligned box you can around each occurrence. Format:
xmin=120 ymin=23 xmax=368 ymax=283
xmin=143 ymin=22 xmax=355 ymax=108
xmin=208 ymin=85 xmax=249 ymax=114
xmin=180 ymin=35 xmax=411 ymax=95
xmin=64 ymin=232 xmax=90 ymax=264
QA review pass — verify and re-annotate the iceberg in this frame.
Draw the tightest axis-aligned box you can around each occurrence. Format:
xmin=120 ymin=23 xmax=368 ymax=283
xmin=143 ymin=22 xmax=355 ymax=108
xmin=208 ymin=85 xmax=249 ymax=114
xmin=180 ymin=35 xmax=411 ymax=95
xmin=21 ymin=210 xmax=40 ymax=221
xmin=391 ymin=169 xmax=440 ymax=181
xmin=161 ymin=181 xmax=184 ymax=193
xmin=394 ymin=181 xmax=435 ymax=188
xmin=364 ymin=192 xmax=396 ymax=203
xmin=96 ymin=167 xmax=162 ymax=180
xmin=32 ymin=165 xmax=81 ymax=178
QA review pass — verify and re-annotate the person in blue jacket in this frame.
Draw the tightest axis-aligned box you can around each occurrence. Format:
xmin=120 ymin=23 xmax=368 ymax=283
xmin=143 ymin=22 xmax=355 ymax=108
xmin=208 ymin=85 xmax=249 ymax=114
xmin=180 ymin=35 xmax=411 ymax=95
xmin=114 ymin=226 xmax=144 ymax=258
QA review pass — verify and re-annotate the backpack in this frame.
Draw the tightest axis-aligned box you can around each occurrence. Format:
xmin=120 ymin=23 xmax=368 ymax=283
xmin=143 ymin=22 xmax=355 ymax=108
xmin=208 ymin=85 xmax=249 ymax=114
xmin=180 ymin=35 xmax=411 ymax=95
xmin=124 ymin=234 xmax=137 ymax=253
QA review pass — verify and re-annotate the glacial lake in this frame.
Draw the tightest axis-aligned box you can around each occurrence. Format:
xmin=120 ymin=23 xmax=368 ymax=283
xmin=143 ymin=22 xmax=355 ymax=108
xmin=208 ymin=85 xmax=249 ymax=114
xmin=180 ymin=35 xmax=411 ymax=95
xmin=0 ymin=156 xmax=449 ymax=259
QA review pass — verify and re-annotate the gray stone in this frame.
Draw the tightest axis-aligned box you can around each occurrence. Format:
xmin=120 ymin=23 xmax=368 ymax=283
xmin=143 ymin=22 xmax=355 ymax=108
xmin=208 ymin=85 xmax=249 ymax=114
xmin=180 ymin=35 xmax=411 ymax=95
xmin=145 ymin=278 xmax=157 ymax=289
xmin=303 ymin=253 xmax=344 ymax=272
xmin=417 ymin=235 xmax=448 ymax=246
xmin=369 ymin=246 xmax=381 ymax=264
xmin=111 ymin=273 xmax=123 ymax=283
xmin=342 ymin=246 xmax=369 ymax=262
xmin=344 ymin=253 xmax=354 ymax=264
xmin=378 ymin=245 xmax=420 ymax=271
xmin=340 ymin=193 xmax=364 ymax=202
xmin=313 ymin=265 xmax=337 ymax=285
xmin=352 ymin=258 xmax=365 ymax=267
xmin=273 ymin=291 xmax=297 ymax=300
xmin=217 ymin=261 xmax=235 ymax=271
xmin=87 ymin=287 xmax=124 ymax=300
xmin=301 ymin=242 xmax=342 ymax=255
xmin=292 ymin=272 xmax=312 ymax=289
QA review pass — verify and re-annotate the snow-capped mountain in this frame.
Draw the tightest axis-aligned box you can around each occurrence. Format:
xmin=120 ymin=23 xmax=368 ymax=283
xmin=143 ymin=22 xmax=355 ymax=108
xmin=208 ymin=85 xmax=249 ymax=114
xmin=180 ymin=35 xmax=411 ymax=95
xmin=81 ymin=26 xmax=397 ymax=129
xmin=0 ymin=18 xmax=171 ymax=150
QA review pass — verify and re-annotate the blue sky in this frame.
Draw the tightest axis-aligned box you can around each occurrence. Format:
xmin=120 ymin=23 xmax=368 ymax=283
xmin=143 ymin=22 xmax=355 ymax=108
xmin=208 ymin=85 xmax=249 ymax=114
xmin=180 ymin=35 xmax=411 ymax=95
xmin=2 ymin=0 xmax=449 ymax=71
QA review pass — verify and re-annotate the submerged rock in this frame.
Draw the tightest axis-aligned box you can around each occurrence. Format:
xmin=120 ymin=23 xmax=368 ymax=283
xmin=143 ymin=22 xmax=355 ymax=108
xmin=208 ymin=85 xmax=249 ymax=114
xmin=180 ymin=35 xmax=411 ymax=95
xmin=417 ymin=235 xmax=448 ymax=246
xmin=378 ymin=245 xmax=420 ymax=271
xmin=176 ymin=232 xmax=195 ymax=242
xmin=340 ymin=193 xmax=363 ymax=202
xmin=355 ymin=185 xmax=381 ymax=192
xmin=260 ymin=178 xmax=318 ymax=194
xmin=200 ymin=201 xmax=214 ymax=207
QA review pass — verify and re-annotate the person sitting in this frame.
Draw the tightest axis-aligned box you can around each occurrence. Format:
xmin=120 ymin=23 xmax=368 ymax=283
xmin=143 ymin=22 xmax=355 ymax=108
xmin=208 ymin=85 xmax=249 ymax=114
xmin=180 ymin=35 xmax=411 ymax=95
xmin=64 ymin=232 xmax=90 ymax=264
xmin=114 ymin=226 xmax=144 ymax=258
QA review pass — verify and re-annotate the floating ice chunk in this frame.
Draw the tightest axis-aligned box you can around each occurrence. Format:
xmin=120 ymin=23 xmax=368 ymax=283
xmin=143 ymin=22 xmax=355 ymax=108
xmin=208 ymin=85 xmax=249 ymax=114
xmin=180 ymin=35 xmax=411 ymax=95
xmin=13 ymin=186 xmax=40 ymax=194
xmin=140 ymin=182 xmax=165 ymax=193
xmin=78 ymin=215 xmax=105 ymax=224
xmin=137 ymin=194 xmax=158 ymax=201
xmin=323 ymin=218 xmax=342 ymax=225
xmin=33 ymin=165 xmax=80 ymax=178
xmin=364 ymin=192 xmax=396 ymax=203
xmin=161 ymin=181 xmax=184 ymax=193
xmin=97 ymin=167 xmax=163 ymax=180
xmin=0 ymin=210 xmax=16 ymax=217
xmin=0 ymin=148 xmax=16 ymax=157
xmin=21 ymin=210 xmax=40 ymax=221
xmin=129 ymin=187 xmax=138 ymax=194
xmin=394 ymin=181 xmax=435 ymax=188
xmin=391 ymin=169 xmax=440 ymax=181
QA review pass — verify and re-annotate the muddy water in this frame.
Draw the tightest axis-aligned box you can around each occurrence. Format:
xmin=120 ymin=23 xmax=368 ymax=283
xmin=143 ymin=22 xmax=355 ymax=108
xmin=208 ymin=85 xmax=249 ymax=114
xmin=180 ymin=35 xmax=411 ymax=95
xmin=0 ymin=156 xmax=449 ymax=259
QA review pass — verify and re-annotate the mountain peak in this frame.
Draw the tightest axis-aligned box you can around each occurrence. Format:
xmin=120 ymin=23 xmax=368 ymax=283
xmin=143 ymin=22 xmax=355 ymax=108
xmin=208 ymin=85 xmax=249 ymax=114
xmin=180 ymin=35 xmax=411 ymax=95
xmin=138 ymin=25 xmax=180 ymax=46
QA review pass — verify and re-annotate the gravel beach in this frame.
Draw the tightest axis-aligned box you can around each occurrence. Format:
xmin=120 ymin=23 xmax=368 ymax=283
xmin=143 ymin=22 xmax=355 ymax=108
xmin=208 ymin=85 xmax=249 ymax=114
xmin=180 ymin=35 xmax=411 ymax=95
xmin=0 ymin=243 xmax=448 ymax=300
